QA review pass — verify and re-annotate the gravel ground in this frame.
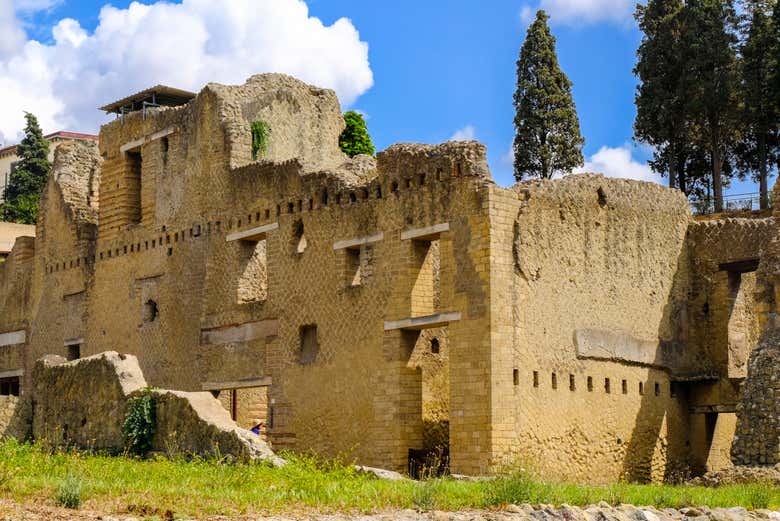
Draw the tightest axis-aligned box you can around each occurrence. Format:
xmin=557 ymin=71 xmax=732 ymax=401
xmin=2 ymin=499 xmax=780 ymax=521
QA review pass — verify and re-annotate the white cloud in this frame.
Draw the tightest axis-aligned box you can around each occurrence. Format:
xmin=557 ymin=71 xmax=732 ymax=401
xmin=0 ymin=0 xmax=373 ymax=142
xmin=520 ymin=0 xmax=634 ymax=26
xmin=450 ymin=124 xmax=476 ymax=141
xmin=0 ymin=1 xmax=25 ymax=59
xmin=14 ymin=0 xmax=62 ymax=12
xmin=573 ymin=144 xmax=661 ymax=184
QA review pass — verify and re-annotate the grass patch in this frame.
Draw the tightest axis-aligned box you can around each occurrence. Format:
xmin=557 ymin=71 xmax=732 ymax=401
xmin=54 ymin=473 xmax=83 ymax=509
xmin=0 ymin=440 xmax=777 ymax=517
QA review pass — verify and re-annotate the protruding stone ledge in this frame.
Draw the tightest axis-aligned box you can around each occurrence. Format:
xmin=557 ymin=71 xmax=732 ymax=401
xmin=200 ymin=319 xmax=279 ymax=345
xmin=225 ymin=222 xmax=279 ymax=242
xmin=0 ymin=330 xmax=25 ymax=347
xmin=333 ymin=232 xmax=384 ymax=251
xmin=384 ymin=311 xmax=461 ymax=331
xmin=401 ymin=223 xmax=449 ymax=241
xmin=201 ymin=377 xmax=272 ymax=391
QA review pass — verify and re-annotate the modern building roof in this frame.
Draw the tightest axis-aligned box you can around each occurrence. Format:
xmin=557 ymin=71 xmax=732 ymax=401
xmin=0 ymin=222 xmax=35 ymax=255
xmin=99 ymin=85 xmax=197 ymax=114
xmin=0 ymin=131 xmax=98 ymax=157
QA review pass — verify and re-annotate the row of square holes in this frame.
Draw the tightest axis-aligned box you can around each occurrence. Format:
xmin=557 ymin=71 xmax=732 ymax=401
xmin=46 ymin=164 xmax=464 ymax=274
xmin=514 ymin=370 xmax=677 ymax=397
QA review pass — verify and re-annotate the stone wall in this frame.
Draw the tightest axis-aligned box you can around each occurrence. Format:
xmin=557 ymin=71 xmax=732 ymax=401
xmin=27 ymin=351 xmax=280 ymax=463
xmin=0 ymin=72 xmax=774 ymax=482
xmin=490 ymin=175 xmax=694 ymax=483
xmin=731 ymin=329 xmax=780 ymax=465
xmin=0 ymin=395 xmax=30 ymax=440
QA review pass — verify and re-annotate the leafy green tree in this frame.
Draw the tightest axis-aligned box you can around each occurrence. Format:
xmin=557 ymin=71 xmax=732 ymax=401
xmin=513 ymin=10 xmax=584 ymax=180
xmin=682 ymin=0 xmax=740 ymax=212
xmin=737 ymin=2 xmax=778 ymax=209
xmin=339 ymin=111 xmax=375 ymax=157
xmin=634 ymin=0 xmax=691 ymax=191
xmin=2 ymin=112 xmax=50 ymax=224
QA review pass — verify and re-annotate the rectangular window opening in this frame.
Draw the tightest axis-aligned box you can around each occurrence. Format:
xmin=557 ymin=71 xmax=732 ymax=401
xmin=299 ymin=324 xmax=319 ymax=365
xmin=513 ymin=369 xmax=519 ymax=386
xmin=126 ymin=150 xmax=142 ymax=225
xmin=67 ymin=344 xmax=81 ymax=361
xmin=605 ymin=378 xmax=611 ymax=394
xmin=654 ymin=382 xmax=661 ymax=396
xmin=533 ymin=371 xmax=539 ymax=388
xmin=551 ymin=372 xmax=557 ymax=390
xmin=622 ymin=379 xmax=628 ymax=394
xmin=410 ymin=239 xmax=440 ymax=317
xmin=569 ymin=374 xmax=575 ymax=391
xmin=237 ymin=239 xmax=268 ymax=304
xmin=587 ymin=376 xmax=593 ymax=392
xmin=0 ymin=377 xmax=20 ymax=396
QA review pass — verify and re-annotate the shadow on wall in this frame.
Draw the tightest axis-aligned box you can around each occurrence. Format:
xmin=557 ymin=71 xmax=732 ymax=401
xmin=619 ymin=245 xmax=693 ymax=483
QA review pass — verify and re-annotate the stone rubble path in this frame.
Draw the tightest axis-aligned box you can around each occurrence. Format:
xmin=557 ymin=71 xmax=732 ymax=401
xmin=1 ymin=500 xmax=780 ymax=521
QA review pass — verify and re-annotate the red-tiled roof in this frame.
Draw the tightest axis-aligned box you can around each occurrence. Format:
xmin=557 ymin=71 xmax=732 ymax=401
xmin=0 ymin=131 xmax=98 ymax=156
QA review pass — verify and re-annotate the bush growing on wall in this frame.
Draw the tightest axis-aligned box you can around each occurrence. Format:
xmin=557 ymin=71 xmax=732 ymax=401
xmin=122 ymin=388 xmax=156 ymax=456
xmin=251 ymin=120 xmax=270 ymax=160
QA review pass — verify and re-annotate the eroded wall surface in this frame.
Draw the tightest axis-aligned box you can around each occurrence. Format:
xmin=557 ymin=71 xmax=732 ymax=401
xmin=488 ymin=176 xmax=694 ymax=483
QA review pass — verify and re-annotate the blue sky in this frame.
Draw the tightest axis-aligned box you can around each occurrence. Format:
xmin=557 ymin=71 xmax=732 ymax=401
xmin=3 ymin=0 xmax=766 ymax=194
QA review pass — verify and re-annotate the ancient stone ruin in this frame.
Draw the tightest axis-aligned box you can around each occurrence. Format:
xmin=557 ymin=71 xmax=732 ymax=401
xmin=0 ymin=73 xmax=778 ymax=483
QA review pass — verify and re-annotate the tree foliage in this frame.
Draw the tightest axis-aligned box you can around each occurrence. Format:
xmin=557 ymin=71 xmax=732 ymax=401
xmin=1 ymin=112 xmax=50 ymax=224
xmin=513 ymin=10 xmax=584 ymax=180
xmin=737 ymin=2 xmax=778 ymax=208
xmin=634 ymin=0 xmax=690 ymax=190
xmin=339 ymin=111 xmax=375 ymax=158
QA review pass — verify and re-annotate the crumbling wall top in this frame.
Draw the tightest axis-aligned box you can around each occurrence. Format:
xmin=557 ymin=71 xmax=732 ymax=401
xmin=377 ymin=141 xmax=491 ymax=182
xmin=46 ymin=140 xmax=101 ymax=226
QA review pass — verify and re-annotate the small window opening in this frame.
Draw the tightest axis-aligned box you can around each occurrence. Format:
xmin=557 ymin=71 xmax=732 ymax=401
xmin=587 ymin=376 xmax=593 ymax=392
xmin=670 ymin=382 xmax=677 ymax=397
xmin=391 ymin=181 xmax=399 ymax=194
xmin=349 ymin=192 xmax=357 ymax=203
xmin=622 ymin=379 xmax=628 ymax=394
xmin=321 ymin=190 xmax=329 ymax=206
xmin=161 ymin=137 xmax=169 ymax=168
xmin=0 ymin=377 xmax=20 ymax=396
xmin=551 ymin=372 xmax=558 ymax=390
xmin=597 ymin=187 xmax=607 ymax=207
xmin=430 ymin=338 xmax=440 ymax=354
xmin=142 ymin=299 xmax=158 ymax=323
xmin=639 ymin=382 xmax=645 ymax=395
xmin=569 ymin=374 xmax=576 ymax=391
xmin=67 ymin=344 xmax=81 ymax=361
xmin=293 ymin=220 xmax=307 ymax=254
xmin=513 ymin=369 xmax=519 ymax=386
xmin=299 ymin=325 xmax=319 ymax=365
xmin=654 ymin=382 xmax=661 ymax=396
xmin=605 ymin=378 xmax=611 ymax=394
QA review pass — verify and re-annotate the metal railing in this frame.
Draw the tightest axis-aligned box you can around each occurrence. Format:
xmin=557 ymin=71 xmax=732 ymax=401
xmin=690 ymin=192 xmax=770 ymax=215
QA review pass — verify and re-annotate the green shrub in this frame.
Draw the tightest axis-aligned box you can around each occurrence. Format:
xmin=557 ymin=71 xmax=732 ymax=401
xmin=123 ymin=388 xmax=157 ymax=456
xmin=55 ymin=474 xmax=83 ymax=509
xmin=251 ymin=120 xmax=270 ymax=160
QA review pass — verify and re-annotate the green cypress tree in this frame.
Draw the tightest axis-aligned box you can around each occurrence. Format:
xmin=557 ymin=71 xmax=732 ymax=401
xmin=634 ymin=0 xmax=691 ymax=191
xmin=2 ymin=112 xmax=50 ymax=224
xmin=339 ymin=111 xmax=375 ymax=158
xmin=513 ymin=10 xmax=584 ymax=180
xmin=682 ymin=0 xmax=739 ymax=213
xmin=737 ymin=2 xmax=778 ymax=209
